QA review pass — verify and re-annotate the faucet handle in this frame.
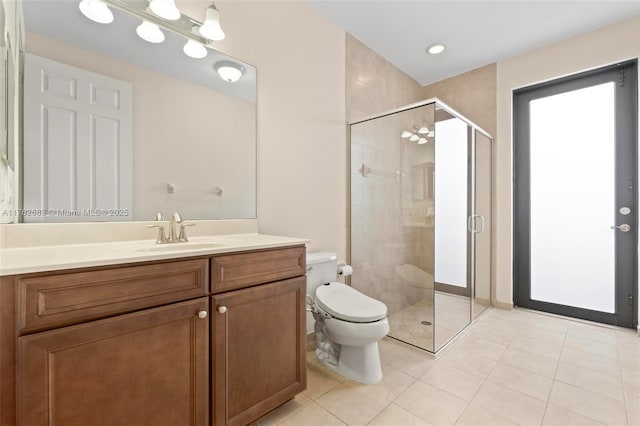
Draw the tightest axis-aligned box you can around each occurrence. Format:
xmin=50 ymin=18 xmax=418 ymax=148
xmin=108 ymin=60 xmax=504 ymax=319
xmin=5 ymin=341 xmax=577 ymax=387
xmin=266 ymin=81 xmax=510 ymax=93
xmin=178 ymin=222 xmax=196 ymax=242
xmin=172 ymin=212 xmax=183 ymax=224
xmin=147 ymin=224 xmax=168 ymax=244
xmin=153 ymin=212 xmax=164 ymax=221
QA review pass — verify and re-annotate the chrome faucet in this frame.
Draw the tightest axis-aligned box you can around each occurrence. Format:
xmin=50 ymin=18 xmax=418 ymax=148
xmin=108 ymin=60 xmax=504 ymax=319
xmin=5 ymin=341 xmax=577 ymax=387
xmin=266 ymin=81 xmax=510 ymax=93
xmin=147 ymin=212 xmax=196 ymax=244
xmin=170 ymin=212 xmax=196 ymax=242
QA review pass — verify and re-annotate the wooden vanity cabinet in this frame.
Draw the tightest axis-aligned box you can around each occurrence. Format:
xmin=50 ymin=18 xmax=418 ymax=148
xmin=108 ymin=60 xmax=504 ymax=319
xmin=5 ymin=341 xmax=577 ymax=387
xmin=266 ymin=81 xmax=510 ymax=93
xmin=1 ymin=245 xmax=307 ymax=426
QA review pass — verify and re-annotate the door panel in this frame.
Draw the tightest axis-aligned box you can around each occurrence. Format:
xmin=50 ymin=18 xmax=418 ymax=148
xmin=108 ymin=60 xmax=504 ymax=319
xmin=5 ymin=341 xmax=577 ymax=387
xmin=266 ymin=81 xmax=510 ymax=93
xmin=211 ymin=277 xmax=306 ymax=426
xmin=18 ymin=298 xmax=209 ymax=426
xmin=23 ymin=53 xmax=132 ymax=222
xmin=514 ymin=61 xmax=637 ymax=327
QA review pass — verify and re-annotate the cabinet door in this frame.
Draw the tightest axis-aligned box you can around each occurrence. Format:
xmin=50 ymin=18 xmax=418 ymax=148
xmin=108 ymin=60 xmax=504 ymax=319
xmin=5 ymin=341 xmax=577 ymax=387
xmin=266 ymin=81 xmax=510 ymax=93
xmin=212 ymin=277 xmax=306 ymax=426
xmin=18 ymin=298 xmax=209 ymax=426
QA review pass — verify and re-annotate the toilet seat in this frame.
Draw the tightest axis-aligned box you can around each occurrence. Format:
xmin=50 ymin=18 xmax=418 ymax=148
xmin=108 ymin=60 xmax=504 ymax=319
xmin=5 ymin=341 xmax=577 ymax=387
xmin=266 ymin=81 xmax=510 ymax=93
xmin=315 ymin=282 xmax=387 ymax=323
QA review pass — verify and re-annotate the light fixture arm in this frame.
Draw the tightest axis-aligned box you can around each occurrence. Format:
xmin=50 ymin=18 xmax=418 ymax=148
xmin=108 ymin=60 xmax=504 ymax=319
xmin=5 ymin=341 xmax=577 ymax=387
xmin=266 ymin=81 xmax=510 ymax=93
xmin=103 ymin=0 xmax=213 ymax=46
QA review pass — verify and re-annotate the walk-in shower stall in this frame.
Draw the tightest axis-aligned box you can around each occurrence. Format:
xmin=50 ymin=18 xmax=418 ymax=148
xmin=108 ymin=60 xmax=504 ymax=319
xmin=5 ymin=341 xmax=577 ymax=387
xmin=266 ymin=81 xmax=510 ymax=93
xmin=349 ymin=99 xmax=493 ymax=353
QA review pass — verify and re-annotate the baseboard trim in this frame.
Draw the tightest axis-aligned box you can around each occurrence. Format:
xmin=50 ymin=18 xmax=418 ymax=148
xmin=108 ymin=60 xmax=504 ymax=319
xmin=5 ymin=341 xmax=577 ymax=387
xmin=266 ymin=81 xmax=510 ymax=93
xmin=493 ymin=300 xmax=514 ymax=310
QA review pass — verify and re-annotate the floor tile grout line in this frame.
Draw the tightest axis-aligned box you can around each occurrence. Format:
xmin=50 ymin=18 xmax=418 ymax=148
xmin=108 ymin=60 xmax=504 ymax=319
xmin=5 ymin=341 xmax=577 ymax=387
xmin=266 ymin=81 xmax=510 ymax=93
xmin=616 ymin=332 xmax=632 ymax=426
xmin=363 ymin=399 xmax=393 ymax=426
xmin=540 ymin=325 xmax=569 ymax=425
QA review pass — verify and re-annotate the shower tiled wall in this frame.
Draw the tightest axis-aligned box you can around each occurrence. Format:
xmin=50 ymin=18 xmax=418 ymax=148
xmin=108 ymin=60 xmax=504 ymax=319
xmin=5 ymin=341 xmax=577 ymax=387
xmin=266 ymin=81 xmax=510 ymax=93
xmin=347 ymin=34 xmax=432 ymax=317
xmin=346 ymin=35 xmax=422 ymax=122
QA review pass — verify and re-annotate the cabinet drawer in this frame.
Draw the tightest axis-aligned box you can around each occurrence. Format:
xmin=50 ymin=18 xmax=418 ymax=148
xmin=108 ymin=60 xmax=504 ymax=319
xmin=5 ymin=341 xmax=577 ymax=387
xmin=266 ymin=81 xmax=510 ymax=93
xmin=17 ymin=258 xmax=209 ymax=333
xmin=211 ymin=246 xmax=305 ymax=293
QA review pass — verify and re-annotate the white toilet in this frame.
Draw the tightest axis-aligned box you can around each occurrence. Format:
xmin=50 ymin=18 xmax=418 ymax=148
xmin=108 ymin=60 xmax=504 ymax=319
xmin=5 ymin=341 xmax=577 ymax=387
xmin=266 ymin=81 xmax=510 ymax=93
xmin=306 ymin=252 xmax=389 ymax=384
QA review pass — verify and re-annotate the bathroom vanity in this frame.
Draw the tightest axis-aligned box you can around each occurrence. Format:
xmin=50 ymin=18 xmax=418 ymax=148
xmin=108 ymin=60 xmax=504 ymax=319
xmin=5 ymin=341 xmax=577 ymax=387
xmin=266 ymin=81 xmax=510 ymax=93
xmin=0 ymin=235 xmax=308 ymax=426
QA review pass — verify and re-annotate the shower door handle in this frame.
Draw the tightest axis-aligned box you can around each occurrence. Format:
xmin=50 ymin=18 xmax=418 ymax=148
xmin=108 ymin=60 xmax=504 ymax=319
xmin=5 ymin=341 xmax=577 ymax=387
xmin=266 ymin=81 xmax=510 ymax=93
xmin=468 ymin=215 xmax=485 ymax=233
xmin=477 ymin=215 xmax=485 ymax=233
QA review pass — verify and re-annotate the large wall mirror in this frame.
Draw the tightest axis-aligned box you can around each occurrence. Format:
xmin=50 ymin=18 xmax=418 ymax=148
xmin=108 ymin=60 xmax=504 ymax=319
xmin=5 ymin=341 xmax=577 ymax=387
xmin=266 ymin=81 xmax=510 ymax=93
xmin=14 ymin=0 xmax=256 ymax=223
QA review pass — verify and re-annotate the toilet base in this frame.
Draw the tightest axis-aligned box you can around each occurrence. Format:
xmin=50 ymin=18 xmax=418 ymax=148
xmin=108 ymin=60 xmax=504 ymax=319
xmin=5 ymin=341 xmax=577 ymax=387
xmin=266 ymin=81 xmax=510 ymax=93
xmin=335 ymin=342 xmax=383 ymax=384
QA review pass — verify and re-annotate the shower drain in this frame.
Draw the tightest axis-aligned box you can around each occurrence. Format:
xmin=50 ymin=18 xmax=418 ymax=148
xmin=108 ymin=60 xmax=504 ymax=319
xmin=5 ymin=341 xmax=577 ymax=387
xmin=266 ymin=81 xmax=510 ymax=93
xmin=420 ymin=320 xmax=432 ymax=326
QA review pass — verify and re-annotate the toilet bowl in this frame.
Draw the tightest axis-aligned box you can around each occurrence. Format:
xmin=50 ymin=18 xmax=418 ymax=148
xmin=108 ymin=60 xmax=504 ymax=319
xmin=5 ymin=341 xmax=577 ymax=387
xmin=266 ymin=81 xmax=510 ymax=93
xmin=307 ymin=252 xmax=389 ymax=384
xmin=314 ymin=282 xmax=389 ymax=384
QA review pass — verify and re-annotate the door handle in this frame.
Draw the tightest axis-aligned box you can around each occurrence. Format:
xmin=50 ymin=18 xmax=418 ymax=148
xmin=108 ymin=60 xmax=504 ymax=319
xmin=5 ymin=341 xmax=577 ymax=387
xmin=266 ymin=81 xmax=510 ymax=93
xmin=611 ymin=224 xmax=631 ymax=232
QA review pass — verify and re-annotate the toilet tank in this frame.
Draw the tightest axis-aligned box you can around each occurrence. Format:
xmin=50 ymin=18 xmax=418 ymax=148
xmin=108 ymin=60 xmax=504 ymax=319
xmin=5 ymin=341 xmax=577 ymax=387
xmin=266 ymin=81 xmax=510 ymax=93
xmin=305 ymin=252 xmax=337 ymax=334
xmin=306 ymin=252 xmax=338 ymax=296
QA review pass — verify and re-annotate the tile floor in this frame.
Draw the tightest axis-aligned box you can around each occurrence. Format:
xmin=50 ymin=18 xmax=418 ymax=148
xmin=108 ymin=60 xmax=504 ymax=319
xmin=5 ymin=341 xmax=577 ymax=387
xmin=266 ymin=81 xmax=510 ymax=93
xmin=387 ymin=292 xmax=473 ymax=351
xmin=255 ymin=307 xmax=640 ymax=426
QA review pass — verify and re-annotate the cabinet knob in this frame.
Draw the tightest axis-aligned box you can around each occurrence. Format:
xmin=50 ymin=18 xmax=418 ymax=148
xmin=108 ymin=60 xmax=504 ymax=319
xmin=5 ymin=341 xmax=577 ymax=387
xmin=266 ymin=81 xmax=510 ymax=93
xmin=217 ymin=306 xmax=227 ymax=314
xmin=197 ymin=310 xmax=208 ymax=319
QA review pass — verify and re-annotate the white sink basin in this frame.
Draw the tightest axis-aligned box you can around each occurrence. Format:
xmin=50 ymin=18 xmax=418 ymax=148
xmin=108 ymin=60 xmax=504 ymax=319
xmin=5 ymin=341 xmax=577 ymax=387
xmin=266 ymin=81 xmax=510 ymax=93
xmin=136 ymin=242 xmax=223 ymax=252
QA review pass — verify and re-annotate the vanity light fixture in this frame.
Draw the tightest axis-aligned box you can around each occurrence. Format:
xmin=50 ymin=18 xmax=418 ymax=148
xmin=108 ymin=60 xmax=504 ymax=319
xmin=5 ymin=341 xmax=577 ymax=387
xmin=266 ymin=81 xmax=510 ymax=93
xmin=417 ymin=126 xmax=429 ymax=134
xmin=183 ymin=39 xmax=208 ymax=59
xmin=199 ymin=2 xmax=225 ymax=41
xmin=401 ymin=131 xmax=412 ymax=138
xmin=418 ymin=138 xmax=428 ymax=144
xmin=427 ymin=44 xmax=446 ymax=55
xmin=409 ymin=134 xmax=420 ymax=142
xmin=215 ymin=61 xmax=245 ymax=82
xmin=149 ymin=0 xmax=181 ymax=21
xmin=79 ymin=0 xmax=114 ymax=24
xmin=136 ymin=20 xmax=165 ymax=43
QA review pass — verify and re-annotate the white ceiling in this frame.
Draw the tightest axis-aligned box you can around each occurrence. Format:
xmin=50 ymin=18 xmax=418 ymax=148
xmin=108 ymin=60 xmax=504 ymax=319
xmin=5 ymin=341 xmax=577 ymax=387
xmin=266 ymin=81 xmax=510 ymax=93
xmin=306 ymin=1 xmax=640 ymax=86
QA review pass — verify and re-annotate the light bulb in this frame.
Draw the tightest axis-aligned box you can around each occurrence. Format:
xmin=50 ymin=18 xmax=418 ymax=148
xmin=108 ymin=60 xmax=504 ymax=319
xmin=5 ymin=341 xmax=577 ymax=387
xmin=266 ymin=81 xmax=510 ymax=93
xmin=79 ymin=0 xmax=113 ymax=24
xmin=215 ymin=61 xmax=244 ymax=82
xmin=409 ymin=135 xmax=419 ymax=142
xmin=401 ymin=131 xmax=412 ymax=138
xmin=199 ymin=3 xmax=225 ymax=41
xmin=418 ymin=126 xmax=429 ymax=134
xmin=183 ymin=40 xmax=207 ymax=59
xmin=136 ymin=21 xmax=165 ymax=43
xmin=149 ymin=0 xmax=180 ymax=21
xmin=418 ymin=138 xmax=428 ymax=144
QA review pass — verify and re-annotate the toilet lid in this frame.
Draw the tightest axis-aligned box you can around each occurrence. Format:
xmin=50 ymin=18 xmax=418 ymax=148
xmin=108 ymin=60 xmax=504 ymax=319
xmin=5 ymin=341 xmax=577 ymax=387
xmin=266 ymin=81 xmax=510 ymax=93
xmin=315 ymin=282 xmax=387 ymax=323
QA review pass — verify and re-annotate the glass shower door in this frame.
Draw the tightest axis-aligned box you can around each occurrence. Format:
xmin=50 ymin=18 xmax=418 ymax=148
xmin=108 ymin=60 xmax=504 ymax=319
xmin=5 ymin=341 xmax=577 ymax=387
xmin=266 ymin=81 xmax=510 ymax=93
xmin=350 ymin=100 xmax=491 ymax=353
xmin=473 ymin=130 xmax=492 ymax=318
xmin=350 ymin=103 xmax=436 ymax=352
xmin=433 ymin=113 xmax=472 ymax=350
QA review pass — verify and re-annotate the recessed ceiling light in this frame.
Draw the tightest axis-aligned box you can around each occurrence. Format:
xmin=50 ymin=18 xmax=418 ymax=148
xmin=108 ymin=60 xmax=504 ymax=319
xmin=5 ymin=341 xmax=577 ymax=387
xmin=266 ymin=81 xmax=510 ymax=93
xmin=427 ymin=44 xmax=445 ymax=55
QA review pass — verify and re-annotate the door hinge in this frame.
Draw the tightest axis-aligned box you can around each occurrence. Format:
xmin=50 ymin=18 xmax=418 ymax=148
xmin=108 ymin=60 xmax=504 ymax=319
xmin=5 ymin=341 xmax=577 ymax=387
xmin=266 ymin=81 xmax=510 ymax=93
xmin=629 ymin=294 xmax=634 ymax=306
xmin=618 ymin=68 xmax=627 ymax=87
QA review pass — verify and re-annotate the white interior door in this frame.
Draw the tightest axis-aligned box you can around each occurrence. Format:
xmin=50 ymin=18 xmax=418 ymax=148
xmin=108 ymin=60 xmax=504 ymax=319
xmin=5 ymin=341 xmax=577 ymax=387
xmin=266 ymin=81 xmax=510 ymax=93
xmin=23 ymin=53 xmax=132 ymax=222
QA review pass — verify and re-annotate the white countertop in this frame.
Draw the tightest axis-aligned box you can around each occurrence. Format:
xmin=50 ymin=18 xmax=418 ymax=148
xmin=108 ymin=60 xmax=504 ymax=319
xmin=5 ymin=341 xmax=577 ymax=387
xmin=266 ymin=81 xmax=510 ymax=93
xmin=0 ymin=233 xmax=310 ymax=276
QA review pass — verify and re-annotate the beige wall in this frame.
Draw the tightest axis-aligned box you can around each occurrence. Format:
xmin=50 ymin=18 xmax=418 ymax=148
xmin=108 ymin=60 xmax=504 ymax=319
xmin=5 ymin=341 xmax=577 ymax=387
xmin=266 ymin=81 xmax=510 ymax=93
xmin=346 ymin=34 xmax=422 ymax=122
xmin=198 ymin=0 xmax=347 ymax=258
xmin=495 ymin=16 xmax=640 ymax=307
xmin=25 ymin=32 xmax=256 ymax=221
xmin=421 ymin=64 xmax=497 ymax=138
